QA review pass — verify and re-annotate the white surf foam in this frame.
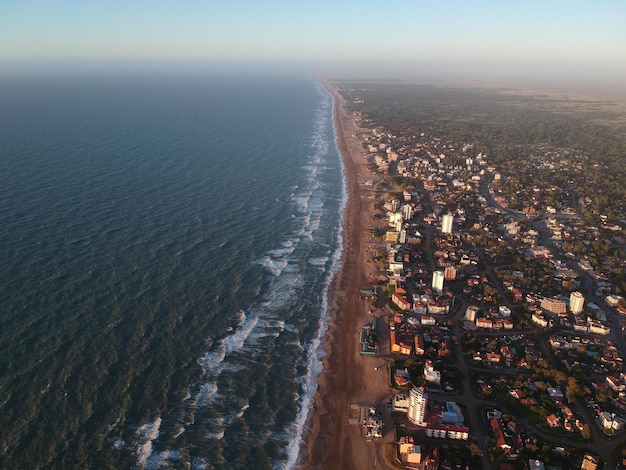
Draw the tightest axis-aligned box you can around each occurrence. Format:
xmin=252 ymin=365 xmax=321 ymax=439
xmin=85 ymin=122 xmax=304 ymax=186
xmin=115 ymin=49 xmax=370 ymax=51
xmin=144 ymin=450 xmax=182 ymax=470
xmin=277 ymin=79 xmax=347 ymax=470
xmin=135 ymin=417 xmax=162 ymax=469
xmin=307 ymin=257 xmax=328 ymax=267
xmin=150 ymin=78 xmax=345 ymax=469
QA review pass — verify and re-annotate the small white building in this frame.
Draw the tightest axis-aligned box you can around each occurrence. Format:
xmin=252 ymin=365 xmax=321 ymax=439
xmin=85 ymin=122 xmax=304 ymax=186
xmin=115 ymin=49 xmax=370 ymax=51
xmin=600 ymin=411 xmax=625 ymax=431
xmin=392 ymin=393 xmax=410 ymax=413
xmin=424 ymin=360 xmax=441 ymax=385
xmin=532 ymin=313 xmax=548 ymax=328
xmin=498 ymin=305 xmax=512 ymax=317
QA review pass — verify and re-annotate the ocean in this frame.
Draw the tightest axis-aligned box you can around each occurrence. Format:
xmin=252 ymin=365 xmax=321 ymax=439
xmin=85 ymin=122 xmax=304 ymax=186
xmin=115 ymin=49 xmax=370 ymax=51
xmin=0 ymin=69 xmax=345 ymax=469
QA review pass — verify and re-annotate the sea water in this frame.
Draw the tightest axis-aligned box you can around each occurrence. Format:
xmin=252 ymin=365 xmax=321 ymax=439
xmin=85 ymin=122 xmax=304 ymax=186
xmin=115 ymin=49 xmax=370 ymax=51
xmin=0 ymin=68 xmax=345 ymax=469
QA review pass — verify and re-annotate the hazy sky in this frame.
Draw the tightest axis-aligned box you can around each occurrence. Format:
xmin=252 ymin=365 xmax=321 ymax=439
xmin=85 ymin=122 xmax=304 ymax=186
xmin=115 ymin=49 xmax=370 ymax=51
xmin=2 ymin=0 xmax=625 ymax=80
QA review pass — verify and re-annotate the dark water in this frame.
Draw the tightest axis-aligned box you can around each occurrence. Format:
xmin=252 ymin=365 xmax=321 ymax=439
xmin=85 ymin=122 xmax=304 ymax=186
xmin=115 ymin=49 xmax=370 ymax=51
xmin=0 ymin=70 xmax=345 ymax=469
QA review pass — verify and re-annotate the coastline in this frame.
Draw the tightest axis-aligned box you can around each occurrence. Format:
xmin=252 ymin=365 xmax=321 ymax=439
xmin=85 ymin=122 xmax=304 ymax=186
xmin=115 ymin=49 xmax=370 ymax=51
xmin=299 ymin=81 xmax=391 ymax=469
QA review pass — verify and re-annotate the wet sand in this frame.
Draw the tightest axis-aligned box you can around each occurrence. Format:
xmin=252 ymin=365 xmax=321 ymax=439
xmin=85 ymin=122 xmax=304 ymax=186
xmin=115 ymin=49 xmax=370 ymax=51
xmin=299 ymin=81 xmax=393 ymax=469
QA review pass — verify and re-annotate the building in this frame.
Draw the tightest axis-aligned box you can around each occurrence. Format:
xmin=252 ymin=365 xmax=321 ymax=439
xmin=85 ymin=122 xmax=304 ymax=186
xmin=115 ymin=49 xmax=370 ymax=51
xmin=424 ymin=447 xmax=439 ymax=470
xmin=599 ymin=412 xmax=625 ymax=431
xmin=581 ymin=454 xmax=598 ymax=470
xmin=541 ymin=297 xmax=567 ymax=315
xmin=465 ymin=305 xmax=479 ymax=322
xmin=499 ymin=305 xmax=512 ymax=317
xmin=414 ymin=334 xmax=425 ymax=356
xmin=441 ymin=213 xmax=454 ymax=234
xmin=570 ymin=291 xmax=585 ymax=314
xmin=529 ymin=460 xmax=545 ymax=470
xmin=490 ymin=418 xmax=510 ymax=450
xmin=402 ymin=204 xmax=413 ymax=221
xmin=444 ymin=266 xmax=458 ymax=280
xmin=432 ymin=270 xmax=444 ymax=294
xmin=392 ymin=393 xmax=410 ymax=413
xmin=392 ymin=291 xmax=411 ymax=311
xmin=424 ymin=360 xmax=441 ymax=385
xmin=407 ymin=387 xmax=427 ymax=426
xmin=532 ymin=313 xmax=548 ymax=328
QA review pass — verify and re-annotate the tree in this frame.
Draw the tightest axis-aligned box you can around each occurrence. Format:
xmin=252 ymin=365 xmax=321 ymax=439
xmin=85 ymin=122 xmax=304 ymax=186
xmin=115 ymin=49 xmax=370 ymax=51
xmin=469 ymin=442 xmax=483 ymax=458
xmin=566 ymin=377 xmax=582 ymax=402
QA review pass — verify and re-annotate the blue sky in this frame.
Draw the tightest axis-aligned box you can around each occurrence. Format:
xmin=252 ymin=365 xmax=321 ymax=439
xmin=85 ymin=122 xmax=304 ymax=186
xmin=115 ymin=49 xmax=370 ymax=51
xmin=2 ymin=0 xmax=625 ymax=80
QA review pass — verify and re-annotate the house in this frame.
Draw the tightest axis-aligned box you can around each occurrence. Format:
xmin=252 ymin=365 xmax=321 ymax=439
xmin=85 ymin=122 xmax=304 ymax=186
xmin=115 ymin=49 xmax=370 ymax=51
xmin=529 ymin=460 xmax=545 ymax=470
xmin=436 ymin=341 xmax=451 ymax=359
xmin=546 ymin=413 xmax=561 ymax=427
xmin=606 ymin=375 xmax=625 ymax=392
xmin=532 ymin=313 xmax=548 ymax=328
xmin=581 ymin=453 xmax=598 ymax=470
xmin=520 ymin=398 xmax=538 ymax=406
xmin=486 ymin=353 xmax=501 ymax=365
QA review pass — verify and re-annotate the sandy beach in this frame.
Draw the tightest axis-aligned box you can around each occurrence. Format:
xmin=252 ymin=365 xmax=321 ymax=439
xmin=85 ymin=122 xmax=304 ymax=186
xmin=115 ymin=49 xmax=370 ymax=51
xmin=299 ymin=82 xmax=394 ymax=469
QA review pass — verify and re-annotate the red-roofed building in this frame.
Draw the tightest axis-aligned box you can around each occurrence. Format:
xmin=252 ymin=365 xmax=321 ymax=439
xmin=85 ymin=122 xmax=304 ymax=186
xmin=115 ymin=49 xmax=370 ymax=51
xmin=392 ymin=292 xmax=412 ymax=311
xmin=546 ymin=414 xmax=560 ymax=427
xmin=490 ymin=418 xmax=509 ymax=449
xmin=414 ymin=335 xmax=425 ymax=356
xmin=390 ymin=332 xmax=412 ymax=355
xmin=438 ymin=341 xmax=452 ymax=359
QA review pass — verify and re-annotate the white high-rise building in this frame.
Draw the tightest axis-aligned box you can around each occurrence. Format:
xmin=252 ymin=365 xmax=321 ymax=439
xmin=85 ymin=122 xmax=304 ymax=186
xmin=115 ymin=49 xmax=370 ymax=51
xmin=465 ymin=306 xmax=478 ymax=322
xmin=432 ymin=270 xmax=444 ymax=294
xmin=441 ymin=213 xmax=454 ymax=234
xmin=408 ymin=387 xmax=428 ymax=426
xmin=403 ymin=204 xmax=413 ymax=221
xmin=570 ymin=291 xmax=585 ymax=314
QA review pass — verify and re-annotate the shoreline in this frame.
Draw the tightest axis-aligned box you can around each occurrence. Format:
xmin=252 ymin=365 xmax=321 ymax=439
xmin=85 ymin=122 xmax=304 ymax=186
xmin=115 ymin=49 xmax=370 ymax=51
xmin=299 ymin=81 xmax=391 ymax=469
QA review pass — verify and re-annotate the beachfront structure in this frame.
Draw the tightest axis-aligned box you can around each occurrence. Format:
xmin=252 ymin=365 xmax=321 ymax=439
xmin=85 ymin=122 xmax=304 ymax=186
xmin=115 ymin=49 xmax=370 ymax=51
xmin=407 ymin=387 xmax=427 ymax=426
xmin=570 ymin=291 xmax=585 ymax=314
xmin=398 ymin=436 xmax=421 ymax=466
xmin=441 ymin=213 xmax=454 ymax=234
xmin=392 ymin=393 xmax=410 ymax=413
xmin=432 ymin=270 xmax=444 ymax=294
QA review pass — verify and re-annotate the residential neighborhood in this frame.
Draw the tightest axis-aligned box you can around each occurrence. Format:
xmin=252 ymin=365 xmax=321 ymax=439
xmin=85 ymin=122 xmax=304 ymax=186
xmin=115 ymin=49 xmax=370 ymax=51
xmin=341 ymin=84 xmax=626 ymax=469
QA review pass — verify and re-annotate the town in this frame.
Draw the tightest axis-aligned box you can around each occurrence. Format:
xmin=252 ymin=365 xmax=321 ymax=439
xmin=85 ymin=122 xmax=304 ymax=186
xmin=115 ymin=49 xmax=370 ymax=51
xmin=337 ymin=82 xmax=626 ymax=470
